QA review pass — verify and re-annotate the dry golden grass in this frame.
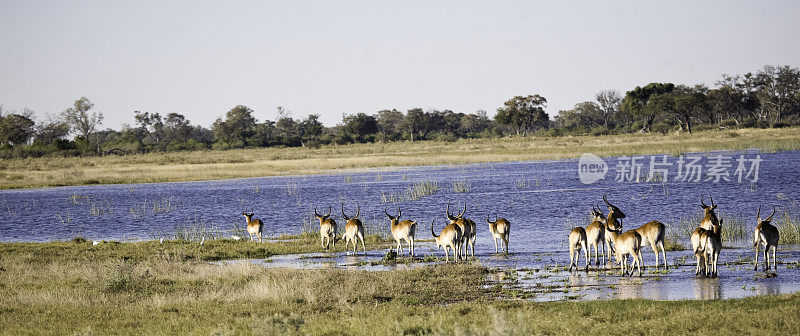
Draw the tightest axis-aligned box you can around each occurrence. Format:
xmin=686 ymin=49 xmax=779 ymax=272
xmin=2 ymin=127 xmax=799 ymax=189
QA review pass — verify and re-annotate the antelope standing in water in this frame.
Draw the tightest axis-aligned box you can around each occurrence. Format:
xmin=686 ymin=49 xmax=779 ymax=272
xmin=385 ymin=207 xmax=417 ymax=256
xmin=486 ymin=214 xmax=510 ymax=254
xmin=446 ymin=203 xmax=475 ymax=259
xmin=607 ymin=223 xmax=643 ymax=277
xmin=242 ymin=212 xmax=264 ymax=243
xmin=632 ymin=219 xmax=668 ymax=270
xmin=431 ymin=219 xmax=462 ymax=262
xmin=602 ymin=195 xmax=626 ymax=265
xmin=691 ymin=196 xmax=722 ymax=276
xmin=568 ymin=226 xmax=589 ymax=272
xmin=753 ymin=205 xmax=780 ymax=273
xmin=341 ymin=204 xmax=366 ymax=255
xmin=314 ymin=206 xmax=337 ymax=251
xmin=585 ymin=205 xmax=606 ymax=265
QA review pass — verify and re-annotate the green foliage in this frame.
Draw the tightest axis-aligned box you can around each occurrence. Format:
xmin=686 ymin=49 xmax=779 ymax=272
xmin=495 ymin=94 xmax=549 ymax=136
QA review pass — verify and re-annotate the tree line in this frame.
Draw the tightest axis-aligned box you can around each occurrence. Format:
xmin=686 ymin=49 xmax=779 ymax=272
xmin=1 ymin=64 xmax=799 ymax=158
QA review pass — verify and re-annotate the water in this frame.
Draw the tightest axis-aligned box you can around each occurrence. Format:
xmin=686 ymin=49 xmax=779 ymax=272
xmin=2 ymin=149 xmax=800 ymax=301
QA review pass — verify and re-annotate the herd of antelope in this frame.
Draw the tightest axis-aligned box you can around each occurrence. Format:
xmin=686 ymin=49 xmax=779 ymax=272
xmin=568 ymin=195 xmax=781 ymax=277
xmin=241 ymin=194 xmax=781 ymax=277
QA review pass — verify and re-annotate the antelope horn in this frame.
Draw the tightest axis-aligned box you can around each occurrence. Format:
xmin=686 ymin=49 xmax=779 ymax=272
xmin=495 ymin=214 xmax=498 ymax=222
xmin=431 ymin=220 xmax=439 ymax=238
xmin=446 ymin=202 xmax=453 ymax=220
xmin=384 ymin=207 xmax=391 ymax=219
xmin=314 ymin=206 xmax=320 ymax=217
xmin=603 ymin=194 xmax=612 ymax=207
xmin=701 ymin=195 xmax=707 ymax=208
xmin=710 ymin=196 xmax=715 ymax=207
xmin=756 ymin=205 xmax=762 ymax=222
xmin=325 ymin=205 xmax=331 ymax=217
xmin=458 ymin=203 xmax=467 ymax=218
xmin=765 ymin=205 xmax=776 ymax=222
xmin=341 ymin=204 xmax=349 ymax=220
xmin=397 ymin=206 xmax=401 ymax=219
xmin=486 ymin=213 xmax=492 ymax=224
xmin=355 ymin=204 xmax=360 ymax=219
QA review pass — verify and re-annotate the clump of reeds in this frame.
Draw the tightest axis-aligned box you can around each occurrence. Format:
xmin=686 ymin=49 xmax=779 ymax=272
xmin=452 ymin=180 xmax=471 ymax=193
xmin=380 ymin=179 xmax=439 ymax=203
xmin=776 ymin=203 xmax=800 ymax=244
xmin=152 ymin=197 xmax=174 ymax=214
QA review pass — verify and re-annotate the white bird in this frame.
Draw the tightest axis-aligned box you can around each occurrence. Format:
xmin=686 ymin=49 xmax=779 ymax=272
xmin=200 ymin=236 xmax=205 ymax=245
xmin=92 ymin=241 xmax=100 ymax=246
xmin=231 ymin=235 xmax=241 ymax=241
xmin=159 ymin=238 xmax=164 ymax=244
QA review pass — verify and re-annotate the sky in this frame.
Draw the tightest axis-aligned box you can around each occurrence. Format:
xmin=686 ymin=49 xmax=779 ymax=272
xmin=1 ymin=0 xmax=799 ymax=129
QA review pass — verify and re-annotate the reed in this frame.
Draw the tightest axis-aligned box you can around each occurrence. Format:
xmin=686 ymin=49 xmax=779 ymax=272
xmin=451 ymin=179 xmax=472 ymax=193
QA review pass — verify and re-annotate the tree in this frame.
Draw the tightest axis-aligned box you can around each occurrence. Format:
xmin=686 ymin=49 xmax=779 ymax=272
xmin=211 ymin=105 xmax=257 ymax=148
xmin=460 ymin=110 xmax=491 ymax=135
xmin=621 ymin=83 xmax=674 ymax=132
xmin=0 ymin=113 xmax=35 ymax=146
xmin=401 ymin=108 xmax=426 ymax=141
xmin=648 ymin=85 xmax=709 ymax=133
xmin=62 ymin=97 xmax=103 ymax=153
xmin=134 ymin=111 xmax=164 ymax=146
xmin=555 ymin=101 xmax=604 ymax=130
xmin=494 ymin=94 xmax=549 ymax=136
xmin=595 ymin=89 xmax=622 ymax=128
xmin=376 ymin=109 xmax=404 ymax=141
xmin=34 ymin=114 xmax=70 ymax=145
xmin=341 ymin=113 xmax=378 ymax=143
xmin=163 ymin=113 xmax=193 ymax=143
xmin=755 ymin=65 xmax=800 ymax=124
xmin=300 ymin=114 xmax=324 ymax=138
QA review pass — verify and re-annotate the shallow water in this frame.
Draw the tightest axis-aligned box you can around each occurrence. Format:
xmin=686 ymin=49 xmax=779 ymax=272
xmin=3 ymin=149 xmax=800 ymax=301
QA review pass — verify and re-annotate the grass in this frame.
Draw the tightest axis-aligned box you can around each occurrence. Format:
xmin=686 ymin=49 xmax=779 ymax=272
xmin=1 ymin=241 xmax=800 ymax=335
xmin=2 ymin=127 xmax=800 ymax=189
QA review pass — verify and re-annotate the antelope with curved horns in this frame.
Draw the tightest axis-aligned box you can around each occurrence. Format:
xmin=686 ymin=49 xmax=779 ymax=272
xmin=692 ymin=195 xmax=722 ymax=275
xmin=632 ymin=220 xmax=668 ymax=270
xmin=568 ymin=226 xmax=589 ymax=272
xmin=701 ymin=218 xmax=723 ymax=277
xmin=487 ymin=214 xmax=510 ymax=254
xmin=431 ymin=219 xmax=462 ymax=262
xmin=446 ymin=202 xmax=475 ymax=259
xmin=385 ymin=207 xmax=417 ymax=256
xmin=314 ymin=206 xmax=337 ymax=251
xmin=602 ymin=195 xmax=626 ymax=265
xmin=754 ymin=205 xmax=780 ymax=273
xmin=242 ymin=211 xmax=264 ymax=243
xmin=585 ymin=205 xmax=606 ymax=266
xmin=607 ymin=223 xmax=643 ymax=277
xmin=341 ymin=204 xmax=366 ymax=255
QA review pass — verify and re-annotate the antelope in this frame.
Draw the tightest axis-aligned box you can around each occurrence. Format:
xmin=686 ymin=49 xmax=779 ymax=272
xmin=446 ymin=203 xmax=475 ymax=259
xmin=242 ymin=212 xmax=264 ymax=243
xmin=431 ymin=219 xmax=462 ymax=262
xmin=701 ymin=219 xmax=723 ymax=277
xmin=691 ymin=196 xmax=722 ymax=275
xmin=608 ymin=225 xmax=643 ymax=277
xmin=385 ymin=207 xmax=417 ymax=256
xmin=568 ymin=226 xmax=589 ymax=272
xmin=602 ymin=195 xmax=626 ymax=265
xmin=754 ymin=205 xmax=780 ymax=273
xmin=585 ymin=205 xmax=606 ymax=265
xmin=486 ymin=214 xmax=510 ymax=254
xmin=314 ymin=206 xmax=337 ymax=251
xmin=632 ymin=220 xmax=668 ymax=270
xmin=341 ymin=204 xmax=366 ymax=255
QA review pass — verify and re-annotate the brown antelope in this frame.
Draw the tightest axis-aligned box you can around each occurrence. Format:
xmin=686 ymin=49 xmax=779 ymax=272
xmin=314 ymin=206 xmax=337 ymax=251
xmin=242 ymin=212 xmax=264 ymax=243
xmin=585 ymin=205 xmax=606 ymax=265
xmin=486 ymin=214 xmax=510 ymax=254
xmin=691 ymin=196 xmax=722 ymax=275
xmin=702 ymin=219 xmax=723 ymax=277
xmin=632 ymin=220 xmax=668 ymax=270
xmin=385 ymin=207 xmax=417 ymax=256
xmin=446 ymin=203 xmax=475 ymax=259
xmin=754 ymin=205 xmax=780 ymax=273
xmin=431 ymin=219 xmax=462 ymax=262
xmin=341 ymin=204 xmax=366 ymax=255
xmin=568 ymin=227 xmax=589 ymax=272
xmin=602 ymin=195 xmax=626 ymax=265
xmin=608 ymin=225 xmax=643 ymax=277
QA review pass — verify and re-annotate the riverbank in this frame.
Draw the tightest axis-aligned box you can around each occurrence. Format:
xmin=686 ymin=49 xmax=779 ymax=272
xmin=1 ymin=240 xmax=799 ymax=335
xmin=2 ymin=127 xmax=799 ymax=189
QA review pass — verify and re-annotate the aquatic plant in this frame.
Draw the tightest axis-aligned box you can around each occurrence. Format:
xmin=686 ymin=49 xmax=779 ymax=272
xmin=451 ymin=180 xmax=471 ymax=193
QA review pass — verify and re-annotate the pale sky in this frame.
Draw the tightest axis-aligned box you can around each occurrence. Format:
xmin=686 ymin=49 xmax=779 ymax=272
xmin=1 ymin=1 xmax=799 ymax=129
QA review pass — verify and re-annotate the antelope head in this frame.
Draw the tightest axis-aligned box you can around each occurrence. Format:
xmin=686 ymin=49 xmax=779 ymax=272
xmin=446 ymin=202 xmax=467 ymax=223
xmin=486 ymin=213 xmax=498 ymax=225
xmin=603 ymin=195 xmax=625 ymax=230
xmin=314 ymin=206 xmax=332 ymax=223
xmin=591 ymin=204 xmax=605 ymax=223
xmin=700 ymin=195 xmax=720 ymax=226
xmin=242 ymin=212 xmax=254 ymax=221
xmin=385 ymin=206 xmax=401 ymax=227
xmin=341 ymin=203 xmax=360 ymax=221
